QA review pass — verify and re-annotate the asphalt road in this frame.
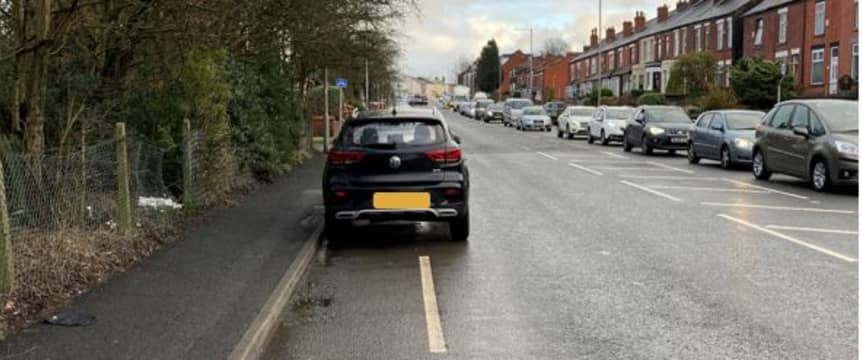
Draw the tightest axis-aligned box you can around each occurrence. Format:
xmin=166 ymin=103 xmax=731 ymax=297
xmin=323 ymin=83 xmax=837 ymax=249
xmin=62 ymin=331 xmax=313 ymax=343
xmin=263 ymin=107 xmax=858 ymax=360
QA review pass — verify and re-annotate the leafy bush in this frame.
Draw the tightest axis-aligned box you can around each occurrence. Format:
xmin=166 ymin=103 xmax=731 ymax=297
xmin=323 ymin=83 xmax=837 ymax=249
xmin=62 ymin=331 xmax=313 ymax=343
xmin=699 ymin=88 xmax=739 ymax=111
xmin=629 ymin=88 xmax=646 ymax=99
xmin=306 ymin=85 xmax=343 ymax=118
xmin=730 ymin=57 xmax=796 ymax=110
xmin=638 ymin=92 xmax=665 ymax=105
xmin=666 ymin=52 xmax=718 ymax=97
xmin=588 ymin=87 xmax=614 ymax=106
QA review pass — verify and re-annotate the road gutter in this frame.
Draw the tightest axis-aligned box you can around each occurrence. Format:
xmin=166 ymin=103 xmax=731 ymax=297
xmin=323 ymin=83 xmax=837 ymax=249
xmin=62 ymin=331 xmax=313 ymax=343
xmin=228 ymin=223 xmax=324 ymax=360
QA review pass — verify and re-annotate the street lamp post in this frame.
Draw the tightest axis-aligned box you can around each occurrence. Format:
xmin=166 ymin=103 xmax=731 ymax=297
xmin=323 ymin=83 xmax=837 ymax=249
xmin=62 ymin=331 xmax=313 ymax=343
xmin=597 ymin=0 xmax=603 ymax=107
xmin=516 ymin=27 xmax=534 ymax=100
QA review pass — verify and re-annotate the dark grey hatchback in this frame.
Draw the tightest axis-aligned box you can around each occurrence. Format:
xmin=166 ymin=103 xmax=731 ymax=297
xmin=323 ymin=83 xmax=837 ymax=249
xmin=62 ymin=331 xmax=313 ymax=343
xmin=623 ymin=106 xmax=693 ymax=154
xmin=752 ymin=99 xmax=858 ymax=191
xmin=323 ymin=109 xmax=470 ymax=242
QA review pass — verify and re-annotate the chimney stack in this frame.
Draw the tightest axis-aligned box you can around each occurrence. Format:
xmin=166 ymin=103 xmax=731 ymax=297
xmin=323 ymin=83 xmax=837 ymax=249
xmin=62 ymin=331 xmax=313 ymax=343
xmin=583 ymin=45 xmax=591 ymax=52
xmin=622 ymin=21 xmax=633 ymax=37
xmin=590 ymin=28 xmax=599 ymax=48
xmin=676 ymin=0 xmax=689 ymax=11
xmin=606 ymin=27 xmax=616 ymax=42
xmin=634 ymin=11 xmax=646 ymax=32
xmin=657 ymin=4 xmax=669 ymax=22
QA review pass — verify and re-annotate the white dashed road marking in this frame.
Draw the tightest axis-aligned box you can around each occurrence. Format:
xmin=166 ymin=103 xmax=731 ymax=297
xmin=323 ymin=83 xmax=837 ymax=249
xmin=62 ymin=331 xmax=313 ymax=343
xmin=722 ymin=179 xmax=809 ymax=200
xmin=765 ymin=225 xmax=859 ymax=235
xmin=647 ymin=185 xmax=769 ymax=194
xmin=718 ymin=214 xmax=858 ymax=263
xmin=568 ymin=163 xmax=604 ymax=176
xmin=620 ymin=180 xmax=683 ymax=202
xmin=537 ymin=152 xmax=559 ymax=161
xmin=702 ymin=202 xmax=855 ymax=214
xmin=647 ymin=161 xmax=697 ymax=174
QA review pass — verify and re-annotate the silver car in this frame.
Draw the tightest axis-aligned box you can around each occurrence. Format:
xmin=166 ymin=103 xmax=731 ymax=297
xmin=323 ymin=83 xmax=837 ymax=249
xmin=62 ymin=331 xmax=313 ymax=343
xmin=503 ymin=98 xmax=533 ymax=128
xmin=516 ymin=106 xmax=552 ymax=131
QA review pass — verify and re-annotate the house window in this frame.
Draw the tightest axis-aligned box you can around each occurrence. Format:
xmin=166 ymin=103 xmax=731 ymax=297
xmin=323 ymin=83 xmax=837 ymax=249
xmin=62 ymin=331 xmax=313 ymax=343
xmin=704 ymin=23 xmax=710 ymax=50
xmin=814 ymin=0 xmax=825 ymax=36
xmin=591 ymin=57 xmax=597 ymax=74
xmin=811 ymin=47 xmax=825 ymax=85
xmin=754 ymin=18 xmax=764 ymax=46
xmin=630 ymin=45 xmax=635 ymax=65
xmin=674 ymin=30 xmax=680 ymax=56
xmin=681 ymin=28 xmax=687 ymax=54
xmin=695 ymin=25 xmax=702 ymax=51
xmin=717 ymin=20 xmax=724 ymax=50
xmin=727 ymin=17 xmax=733 ymax=49
xmin=790 ymin=53 xmax=800 ymax=76
xmin=853 ymin=43 xmax=858 ymax=80
xmin=778 ymin=8 xmax=788 ymax=44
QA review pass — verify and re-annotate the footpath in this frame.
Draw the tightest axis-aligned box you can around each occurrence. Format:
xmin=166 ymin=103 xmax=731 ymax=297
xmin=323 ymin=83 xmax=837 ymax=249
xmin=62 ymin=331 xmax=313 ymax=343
xmin=2 ymin=156 xmax=325 ymax=360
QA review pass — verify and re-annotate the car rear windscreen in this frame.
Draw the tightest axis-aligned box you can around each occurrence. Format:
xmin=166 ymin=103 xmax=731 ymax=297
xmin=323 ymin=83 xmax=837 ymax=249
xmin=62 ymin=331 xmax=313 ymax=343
xmin=726 ymin=112 xmax=765 ymax=130
xmin=342 ymin=120 xmax=446 ymax=148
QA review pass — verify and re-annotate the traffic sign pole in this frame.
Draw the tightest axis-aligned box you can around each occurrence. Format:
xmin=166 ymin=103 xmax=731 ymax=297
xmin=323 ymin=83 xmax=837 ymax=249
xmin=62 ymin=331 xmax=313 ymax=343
xmin=324 ymin=68 xmax=330 ymax=152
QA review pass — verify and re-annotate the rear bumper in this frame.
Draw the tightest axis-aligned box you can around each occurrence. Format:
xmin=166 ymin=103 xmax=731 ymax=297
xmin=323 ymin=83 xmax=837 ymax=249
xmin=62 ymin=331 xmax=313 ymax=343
xmin=334 ymin=208 xmax=459 ymax=221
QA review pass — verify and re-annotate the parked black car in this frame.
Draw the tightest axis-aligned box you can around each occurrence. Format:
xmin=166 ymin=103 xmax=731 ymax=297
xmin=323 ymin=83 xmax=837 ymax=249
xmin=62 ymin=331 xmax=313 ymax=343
xmin=408 ymin=95 xmax=428 ymax=106
xmin=623 ymin=106 xmax=692 ymax=155
xmin=323 ymin=108 xmax=470 ymax=243
xmin=752 ymin=99 xmax=858 ymax=191
xmin=544 ymin=101 xmax=567 ymax=125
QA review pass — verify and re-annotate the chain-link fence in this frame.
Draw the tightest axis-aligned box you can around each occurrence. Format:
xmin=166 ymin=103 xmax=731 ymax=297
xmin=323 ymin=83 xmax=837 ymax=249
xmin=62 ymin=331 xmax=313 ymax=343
xmin=0 ymin=123 xmax=248 ymax=329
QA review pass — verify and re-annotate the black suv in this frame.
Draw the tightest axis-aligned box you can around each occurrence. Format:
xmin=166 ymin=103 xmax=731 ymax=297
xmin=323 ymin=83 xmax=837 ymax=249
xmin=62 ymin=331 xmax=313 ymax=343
xmin=323 ymin=109 xmax=470 ymax=243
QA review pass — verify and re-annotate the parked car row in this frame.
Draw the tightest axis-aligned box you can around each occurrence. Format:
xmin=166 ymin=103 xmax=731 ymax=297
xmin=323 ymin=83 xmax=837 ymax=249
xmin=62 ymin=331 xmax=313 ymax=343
xmin=450 ymin=98 xmax=858 ymax=192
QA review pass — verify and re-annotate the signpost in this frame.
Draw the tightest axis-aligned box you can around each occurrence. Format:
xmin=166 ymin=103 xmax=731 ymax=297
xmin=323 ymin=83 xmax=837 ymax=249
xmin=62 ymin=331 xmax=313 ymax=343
xmin=777 ymin=63 xmax=787 ymax=103
xmin=336 ymin=78 xmax=347 ymax=126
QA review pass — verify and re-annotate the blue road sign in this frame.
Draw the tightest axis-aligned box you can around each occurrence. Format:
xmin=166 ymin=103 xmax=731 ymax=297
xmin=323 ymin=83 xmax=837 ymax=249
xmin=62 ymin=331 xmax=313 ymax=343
xmin=335 ymin=78 xmax=348 ymax=88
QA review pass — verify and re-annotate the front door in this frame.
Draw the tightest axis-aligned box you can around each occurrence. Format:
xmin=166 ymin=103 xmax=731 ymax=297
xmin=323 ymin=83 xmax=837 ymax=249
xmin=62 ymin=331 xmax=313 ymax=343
xmin=765 ymin=104 xmax=796 ymax=173
xmin=786 ymin=105 xmax=815 ymax=177
xmin=652 ymin=72 xmax=662 ymax=92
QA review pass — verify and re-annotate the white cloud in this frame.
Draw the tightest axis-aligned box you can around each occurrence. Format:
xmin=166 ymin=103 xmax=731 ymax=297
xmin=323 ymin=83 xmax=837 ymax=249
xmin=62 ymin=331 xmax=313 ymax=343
xmin=398 ymin=0 xmax=669 ymax=80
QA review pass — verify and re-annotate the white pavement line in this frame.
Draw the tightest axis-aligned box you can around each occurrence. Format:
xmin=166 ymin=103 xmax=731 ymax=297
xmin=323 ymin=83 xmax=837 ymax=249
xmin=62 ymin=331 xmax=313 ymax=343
xmin=765 ymin=225 xmax=859 ymax=235
xmin=568 ymin=162 xmax=604 ymax=176
xmin=647 ymin=161 xmax=697 ymax=174
xmin=419 ymin=256 xmax=447 ymax=353
xmin=722 ymin=179 xmax=809 ymax=200
xmin=229 ymin=224 xmax=323 ymax=360
xmin=718 ymin=214 xmax=858 ymax=263
xmin=648 ymin=185 xmax=769 ymax=193
xmin=592 ymin=167 xmax=691 ymax=171
xmin=620 ymin=180 xmax=683 ymax=202
xmin=537 ymin=151 xmax=559 ymax=161
xmin=618 ymin=175 xmax=719 ymax=181
xmin=701 ymin=202 xmax=856 ymax=214
xmin=601 ymin=151 xmax=630 ymax=159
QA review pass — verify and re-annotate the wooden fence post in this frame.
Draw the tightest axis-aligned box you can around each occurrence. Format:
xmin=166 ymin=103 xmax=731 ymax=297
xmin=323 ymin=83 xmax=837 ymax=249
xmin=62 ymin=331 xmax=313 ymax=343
xmin=182 ymin=119 xmax=194 ymax=209
xmin=115 ymin=122 xmax=132 ymax=234
xmin=0 ymin=160 xmax=15 ymax=298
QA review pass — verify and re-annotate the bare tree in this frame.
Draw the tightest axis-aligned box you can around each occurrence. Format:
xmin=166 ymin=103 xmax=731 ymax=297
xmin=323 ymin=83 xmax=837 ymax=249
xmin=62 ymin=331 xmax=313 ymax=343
xmin=542 ymin=37 xmax=569 ymax=56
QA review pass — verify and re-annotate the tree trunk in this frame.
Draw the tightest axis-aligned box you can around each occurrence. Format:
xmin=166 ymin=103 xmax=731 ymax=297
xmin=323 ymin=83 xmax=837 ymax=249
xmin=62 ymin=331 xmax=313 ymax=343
xmin=14 ymin=0 xmax=53 ymax=156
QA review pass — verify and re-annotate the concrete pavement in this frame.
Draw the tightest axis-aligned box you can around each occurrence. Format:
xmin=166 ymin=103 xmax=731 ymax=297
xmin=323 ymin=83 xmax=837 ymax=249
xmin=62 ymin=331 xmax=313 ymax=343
xmin=263 ymin=109 xmax=857 ymax=360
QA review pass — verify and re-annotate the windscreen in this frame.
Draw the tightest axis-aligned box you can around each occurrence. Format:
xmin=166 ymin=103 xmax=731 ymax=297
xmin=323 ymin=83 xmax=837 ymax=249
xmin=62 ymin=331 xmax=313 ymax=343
xmin=488 ymin=104 xmax=504 ymax=111
xmin=813 ymin=101 xmax=859 ymax=132
xmin=570 ymin=108 xmax=596 ymax=116
xmin=342 ymin=120 xmax=445 ymax=148
xmin=726 ymin=112 xmax=765 ymax=130
xmin=646 ymin=108 xmax=691 ymax=123
xmin=523 ymin=108 xmax=546 ymax=116
xmin=509 ymin=100 xmax=532 ymax=109
xmin=606 ymin=108 xmax=633 ymax=120
xmin=476 ymin=100 xmax=494 ymax=107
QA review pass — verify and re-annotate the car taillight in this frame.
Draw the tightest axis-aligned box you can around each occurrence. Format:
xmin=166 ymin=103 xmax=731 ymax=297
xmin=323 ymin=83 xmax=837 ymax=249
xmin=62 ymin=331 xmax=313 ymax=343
xmin=425 ymin=148 xmax=462 ymax=164
xmin=328 ymin=150 xmax=365 ymax=165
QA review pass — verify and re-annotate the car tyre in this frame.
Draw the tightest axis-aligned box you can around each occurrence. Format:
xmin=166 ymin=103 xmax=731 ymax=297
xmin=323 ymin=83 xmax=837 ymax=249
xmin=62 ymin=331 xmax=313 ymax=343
xmin=642 ymin=136 xmax=653 ymax=155
xmin=720 ymin=146 xmax=733 ymax=169
xmin=600 ymin=130 xmax=609 ymax=146
xmin=325 ymin=216 xmax=350 ymax=247
xmin=810 ymin=158 xmax=832 ymax=192
xmin=623 ymin=132 xmax=632 ymax=152
xmin=687 ymin=142 xmax=700 ymax=164
xmin=587 ymin=128 xmax=595 ymax=144
xmin=752 ymin=149 xmax=772 ymax=180
xmin=449 ymin=215 xmax=469 ymax=242
xmin=557 ymin=129 xmax=563 ymax=138
xmin=567 ymin=126 xmax=575 ymax=139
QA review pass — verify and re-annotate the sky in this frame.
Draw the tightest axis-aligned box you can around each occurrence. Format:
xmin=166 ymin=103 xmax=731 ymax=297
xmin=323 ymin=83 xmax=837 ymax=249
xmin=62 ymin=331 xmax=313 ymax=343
xmin=396 ymin=0 xmax=671 ymax=81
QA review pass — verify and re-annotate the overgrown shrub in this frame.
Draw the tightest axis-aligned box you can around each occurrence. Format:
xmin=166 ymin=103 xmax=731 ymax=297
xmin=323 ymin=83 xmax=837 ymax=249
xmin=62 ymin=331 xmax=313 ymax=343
xmin=588 ymin=87 xmax=614 ymax=106
xmin=699 ymin=88 xmax=739 ymax=111
xmin=638 ymin=92 xmax=665 ymax=105
xmin=730 ymin=57 xmax=796 ymax=110
xmin=666 ymin=52 xmax=718 ymax=97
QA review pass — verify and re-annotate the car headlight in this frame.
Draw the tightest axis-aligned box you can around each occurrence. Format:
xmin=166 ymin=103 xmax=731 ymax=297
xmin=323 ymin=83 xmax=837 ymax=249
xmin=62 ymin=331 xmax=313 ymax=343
xmin=834 ymin=140 xmax=858 ymax=157
xmin=733 ymin=138 xmax=753 ymax=149
xmin=487 ymin=111 xmax=493 ymax=116
xmin=648 ymin=127 xmax=665 ymax=135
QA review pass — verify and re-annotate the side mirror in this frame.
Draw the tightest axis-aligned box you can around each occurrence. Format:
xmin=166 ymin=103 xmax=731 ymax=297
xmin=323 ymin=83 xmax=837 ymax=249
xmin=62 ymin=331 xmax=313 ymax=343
xmin=793 ymin=126 xmax=809 ymax=138
xmin=635 ymin=114 xmax=645 ymax=124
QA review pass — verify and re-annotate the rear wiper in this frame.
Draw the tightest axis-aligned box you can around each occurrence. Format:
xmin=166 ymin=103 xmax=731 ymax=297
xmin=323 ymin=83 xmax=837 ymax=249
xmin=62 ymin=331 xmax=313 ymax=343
xmin=363 ymin=142 xmax=397 ymax=149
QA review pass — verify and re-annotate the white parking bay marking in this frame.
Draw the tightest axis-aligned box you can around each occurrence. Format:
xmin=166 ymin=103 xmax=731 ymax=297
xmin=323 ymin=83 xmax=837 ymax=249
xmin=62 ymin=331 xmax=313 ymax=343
xmin=418 ymin=256 xmax=447 ymax=353
xmin=722 ymin=179 xmax=809 ymax=200
xmin=592 ymin=167 xmax=692 ymax=172
xmin=648 ymin=185 xmax=769 ymax=193
xmin=718 ymin=214 xmax=858 ymax=263
xmin=765 ymin=225 xmax=859 ymax=235
xmin=568 ymin=163 xmax=604 ymax=176
xmin=646 ymin=161 xmax=696 ymax=174
xmin=619 ymin=180 xmax=683 ymax=202
xmin=702 ymin=202 xmax=855 ymax=214
xmin=618 ymin=175 xmax=720 ymax=181
xmin=537 ymin=152 xmax=559 ymax=161
xmin=601 ymin=151 xmax=630 ymax=159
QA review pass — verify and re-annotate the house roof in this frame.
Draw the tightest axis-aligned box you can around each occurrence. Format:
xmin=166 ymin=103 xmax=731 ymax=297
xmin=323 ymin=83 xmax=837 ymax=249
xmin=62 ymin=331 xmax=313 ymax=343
xmin=573 ymin=0 xmax=754 ymax=62
xmin=744 ymin=0 xmax=797 ymax=16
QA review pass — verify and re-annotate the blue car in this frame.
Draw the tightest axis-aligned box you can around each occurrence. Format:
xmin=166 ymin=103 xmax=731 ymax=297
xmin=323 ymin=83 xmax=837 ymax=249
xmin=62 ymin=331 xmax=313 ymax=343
xmin=688 ymin=110 xmax=766 ymax=169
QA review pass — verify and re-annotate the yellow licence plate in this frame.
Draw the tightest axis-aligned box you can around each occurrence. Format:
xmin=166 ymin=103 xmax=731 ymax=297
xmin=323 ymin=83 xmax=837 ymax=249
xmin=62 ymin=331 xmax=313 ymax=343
xmin=373 ymin=192 xmax=431 ymax=209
